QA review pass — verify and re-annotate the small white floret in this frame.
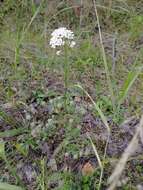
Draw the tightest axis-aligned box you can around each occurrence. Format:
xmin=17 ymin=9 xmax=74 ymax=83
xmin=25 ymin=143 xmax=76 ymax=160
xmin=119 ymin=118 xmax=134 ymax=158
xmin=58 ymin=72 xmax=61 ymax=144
xmin=70 ymin=41 xmax=76 ymax=48
xmin=56 ymin=50 xmax=61 ymax=55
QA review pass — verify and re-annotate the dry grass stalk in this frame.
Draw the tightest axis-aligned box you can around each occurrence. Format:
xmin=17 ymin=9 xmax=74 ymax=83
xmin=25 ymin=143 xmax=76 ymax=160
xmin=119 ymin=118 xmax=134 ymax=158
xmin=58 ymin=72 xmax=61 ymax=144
xmin=107 ymin=115 xmax=143 ymax=190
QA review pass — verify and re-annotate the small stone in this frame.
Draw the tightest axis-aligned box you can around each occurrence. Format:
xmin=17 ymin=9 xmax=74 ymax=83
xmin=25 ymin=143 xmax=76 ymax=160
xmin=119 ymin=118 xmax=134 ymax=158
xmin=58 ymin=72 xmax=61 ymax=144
xmin=73 ymin=154 xmax=78 ymax=159
xmin=77 ymin=125 xmax=82 ymax=130
xmin=25 ymin=114 xmax=31 ymax=120
xmin=30 ymin=122 xmax=35 ymax=128
xmin=65 ymin=152 xmax=69 ymax=157
xmin=31 ymin=125 xmax=42 ymax=137
xmin=137 ymin=184 xmax=143 ymax=190
xmin=41 ymin=142 xmax=50 ymax=156
xmin=30 ymin=105 xmax=37 ymax=114
xmin=84 ymin=147 xmax=92 ymax=156
xmin=11 ymin=87 xmax=17 ymax=92
xmin=57 ymin=102 xmax=62 ymax=109
xmin=48 ymin=159 xmax=57 ymax=171
xmin=69 ymin=119 xmax=74 ymax=123
xmin=47 ymin=104 xmax=53 ymax=114
xmin=2 ymin=102 xmax=13 ymax=109
xmin=79 ymin=150 xmax=83 ymax=157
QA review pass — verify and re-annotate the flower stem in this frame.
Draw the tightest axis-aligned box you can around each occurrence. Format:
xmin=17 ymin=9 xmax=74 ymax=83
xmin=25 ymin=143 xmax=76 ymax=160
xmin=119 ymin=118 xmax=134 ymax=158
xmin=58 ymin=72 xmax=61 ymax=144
xmin=64 ymin=45 xmax=69 ymax=110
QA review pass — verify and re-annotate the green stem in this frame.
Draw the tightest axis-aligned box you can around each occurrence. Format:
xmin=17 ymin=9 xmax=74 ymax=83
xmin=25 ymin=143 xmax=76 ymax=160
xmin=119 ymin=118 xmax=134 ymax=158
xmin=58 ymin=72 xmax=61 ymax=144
xmin=41 ymin=158 xmax=45 ymax=190
xmin=64 ymin=45 xmax=69 ymax=109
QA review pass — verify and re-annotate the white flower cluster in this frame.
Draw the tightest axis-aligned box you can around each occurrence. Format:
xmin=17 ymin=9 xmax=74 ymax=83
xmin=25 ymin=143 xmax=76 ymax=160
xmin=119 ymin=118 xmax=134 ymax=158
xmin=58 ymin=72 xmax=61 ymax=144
xmin=49 ymin=27 xmax=76 ymax=49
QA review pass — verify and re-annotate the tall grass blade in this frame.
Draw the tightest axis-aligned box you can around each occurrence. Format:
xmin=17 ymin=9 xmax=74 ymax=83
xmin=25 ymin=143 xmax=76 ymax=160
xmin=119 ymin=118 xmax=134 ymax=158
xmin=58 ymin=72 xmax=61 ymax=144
xmin=75 ymin=84 xmax=110 ymax=190
xmin=87 ymin=133 xmax=103 ymax=170
xmin=13 ymin=1 xmax=43 ymax=69
xmin=0 ymin=128 xmax=26 ymax=138
xmin=21 ymin=0 xmax=44 ymax=43
xmin=0 ymin=183 xmax=23 ymax=190
xmin=118 ymin=66 xmax=143 ymax=109
xmin=74 ymin=84 xmax=110 ymax=133
xmin=92 ymin=0 xmax=116 ymax=111
xmin=0 ymin=141 xmax=5 ymax=159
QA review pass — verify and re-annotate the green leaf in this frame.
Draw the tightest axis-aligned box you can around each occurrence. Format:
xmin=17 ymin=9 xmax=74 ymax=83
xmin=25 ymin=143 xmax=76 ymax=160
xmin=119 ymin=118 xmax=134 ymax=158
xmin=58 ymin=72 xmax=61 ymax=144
xmin=0 ymin=141 xmax=5 ymax=159
xmin=15 ymin=143 xmax=29 ymax=157
xmin=0 ymin=128 xmax=26 ymax=138
xmin=0 ymin=182 xmax=23 ymax=190
xmin=118 ymin=66 xmax=143 ymax=108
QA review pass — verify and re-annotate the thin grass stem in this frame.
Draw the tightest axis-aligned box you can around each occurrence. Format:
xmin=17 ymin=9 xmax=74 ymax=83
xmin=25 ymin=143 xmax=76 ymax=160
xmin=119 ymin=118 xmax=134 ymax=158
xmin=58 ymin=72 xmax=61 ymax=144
xmin=75 ymin=84 xmax=110 ymax=190
xmin=92 ymin=0 xmax=116 ymax=112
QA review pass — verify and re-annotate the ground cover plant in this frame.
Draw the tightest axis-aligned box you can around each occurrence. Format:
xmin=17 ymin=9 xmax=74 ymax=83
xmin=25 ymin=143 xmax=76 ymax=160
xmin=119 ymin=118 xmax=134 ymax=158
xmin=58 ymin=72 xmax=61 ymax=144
xmin=0 ymin=0 xmax=143 ymax=189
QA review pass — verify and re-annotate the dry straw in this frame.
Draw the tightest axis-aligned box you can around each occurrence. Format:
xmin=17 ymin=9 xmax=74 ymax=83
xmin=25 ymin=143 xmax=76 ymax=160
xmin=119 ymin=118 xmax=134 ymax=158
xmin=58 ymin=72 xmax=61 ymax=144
xmin=108 ymin=115 xmax=143 ymax=190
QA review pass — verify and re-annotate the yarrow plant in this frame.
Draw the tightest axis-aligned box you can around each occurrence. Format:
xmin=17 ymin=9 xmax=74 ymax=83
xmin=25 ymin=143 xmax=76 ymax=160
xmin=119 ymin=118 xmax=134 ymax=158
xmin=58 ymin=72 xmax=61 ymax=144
xmin=49 ymin=27 xmax=76 ymax=109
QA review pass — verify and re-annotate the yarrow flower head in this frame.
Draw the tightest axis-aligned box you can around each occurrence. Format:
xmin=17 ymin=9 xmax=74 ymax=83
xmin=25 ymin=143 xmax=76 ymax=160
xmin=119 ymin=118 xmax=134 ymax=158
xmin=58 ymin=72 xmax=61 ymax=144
xmin=49 ymin=27 xmax=76 ymax=50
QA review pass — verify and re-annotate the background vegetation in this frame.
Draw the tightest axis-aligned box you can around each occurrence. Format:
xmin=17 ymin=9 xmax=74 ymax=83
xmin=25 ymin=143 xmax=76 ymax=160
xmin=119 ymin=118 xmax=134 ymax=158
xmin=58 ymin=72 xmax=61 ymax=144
xmin=0 ymin=0 xmax=143 ymax=189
